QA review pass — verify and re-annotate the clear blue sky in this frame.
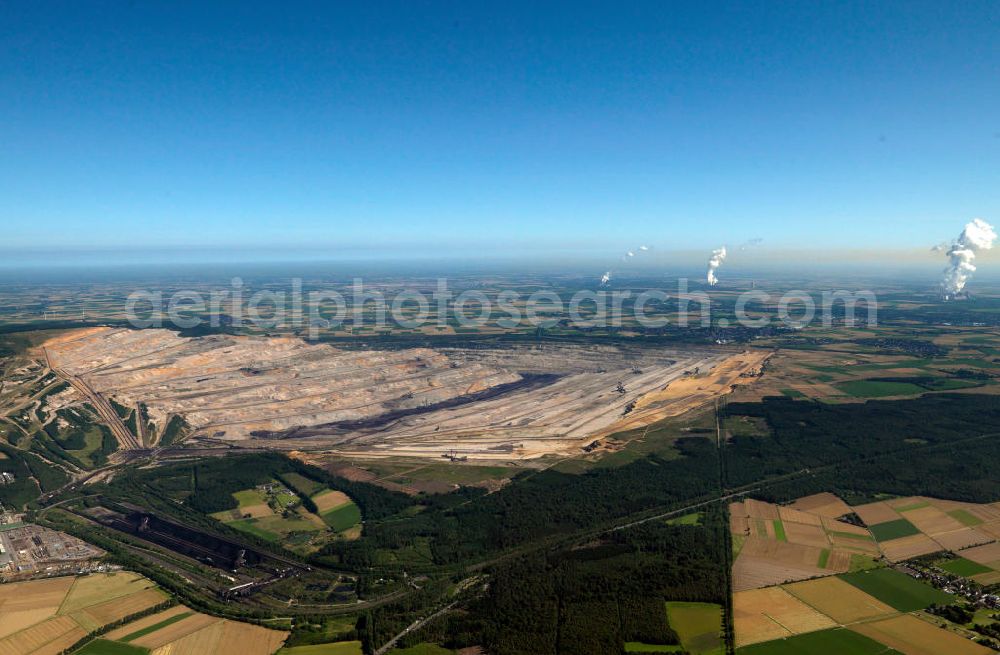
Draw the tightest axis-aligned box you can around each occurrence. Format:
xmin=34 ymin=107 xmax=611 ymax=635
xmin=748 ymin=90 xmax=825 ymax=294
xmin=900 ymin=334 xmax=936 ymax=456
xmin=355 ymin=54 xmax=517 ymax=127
xmin=1 ymin=1 xmax=997 ymax=263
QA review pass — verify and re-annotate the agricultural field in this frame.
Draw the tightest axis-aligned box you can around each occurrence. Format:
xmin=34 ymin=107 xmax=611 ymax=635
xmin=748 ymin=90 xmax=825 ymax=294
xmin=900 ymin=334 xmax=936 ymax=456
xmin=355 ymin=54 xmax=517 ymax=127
xmin=74 ymin=640 xmax=148 ymax=655
xmin=736 ymin=627 xmax=902 ymax=654
xmin=938 ymin=557 xmax=994 ymax=577
xmin=868 ymin=518 xmax=921 ymax=542
xmin=665 ymin=601 xmax=723 ymax=655
xmin=313 ymin=490 xmax=362 ymax=531
xmin=735 ymin=573 xmax=990 ymax=654
xmin=730 ymin=495 xmax=872 ymax=591
xmin=209 ymin=478 xmax=359 ymax=550
xmin=85 ymin=603 xmax=288 ymax=655
xmin=278 ymin=642 xmax=364 ymax=655
xmin=0 ymin=572 xmax=167 ymax=655
xmin=850 ymin=614 xmax=993 ymax=655
xmin=734 ymin=493 xmax=1000 ymax=589
xmin=837 ymin=568 xmax=951 ymax=612
xmin=852 ymin=496 xmax=1000 ymax=573
xmin=835 ymin=379 xmax=928 ymax=398
xmin=739 ymin=333 xmax=1000 ymax=405
xmin=281 ymin=473 xmax=363 ymax=535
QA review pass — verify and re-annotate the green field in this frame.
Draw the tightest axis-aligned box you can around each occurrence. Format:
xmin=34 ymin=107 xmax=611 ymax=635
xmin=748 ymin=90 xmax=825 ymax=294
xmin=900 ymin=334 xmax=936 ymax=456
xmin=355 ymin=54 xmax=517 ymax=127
xmin=848 ymin=554 xmax=880 ymax=572
xmin=665 ymin=601 xmax=723 ymax=655
xmin=73 ymin=639 xmax=150 ymax=655
xmin=838 ymin=568 xmax=951 ymax=611
xmin=666 ymin=512 xmax=702 ymax=526
xmin=827 ymin=530 xmax=876 ymax=543
xmin=736 ymin=628 xmax=902 ymax=654
xmin=867 ymin=518 xmax=920 ymax=541
xmin=624 ymin=644 xmax=684 ymax=653
xmin=939 ymin=557 xmax=993 ymax=577
xmin=279 ymin=642 xmax=364 ymax=655
xmin=232 ymin=488 xmax=268 ymax=507
xmin=281 ymin=471 xmax=326 ymax=496
xmin=227 ymin=513 xmax=322 ymax=541
xmin=817 ymin=549 xmax=830 ymax=568
xmin=119 ymin=612 xmax=194 ymax=642
xmin=385 ymin=644 xmax=453 ymax=655
xmin=322 ymin=502 xmax=362 ymax=531
xmin=947 ymin=509 xmax=984 ymax=526
xmin=211 ymin=481 xmax=327 ymax=542
xmin=772 ymin=520 xmax=787 ymax=542
xmin=835 ymin=380 xmax=926 ymax=398
xmin=779 ymin=388 xmax=805 ymax=398
xmin=225 ymin=517 xmax=283 ymax=541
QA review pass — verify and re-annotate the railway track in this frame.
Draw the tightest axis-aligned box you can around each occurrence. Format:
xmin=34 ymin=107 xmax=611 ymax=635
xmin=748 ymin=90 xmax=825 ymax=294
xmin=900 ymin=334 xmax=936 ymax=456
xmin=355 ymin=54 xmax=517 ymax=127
xmin=48 ymin=364 xmax=139 ymax=451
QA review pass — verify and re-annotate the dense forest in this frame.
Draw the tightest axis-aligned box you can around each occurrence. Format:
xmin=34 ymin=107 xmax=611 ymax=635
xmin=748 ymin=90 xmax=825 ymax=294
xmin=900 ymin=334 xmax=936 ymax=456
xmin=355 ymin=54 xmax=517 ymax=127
xmin=360 ymin=510 xmax=728 ymax=655
xmin=723 ymin=394 xmax=1000 ymax=502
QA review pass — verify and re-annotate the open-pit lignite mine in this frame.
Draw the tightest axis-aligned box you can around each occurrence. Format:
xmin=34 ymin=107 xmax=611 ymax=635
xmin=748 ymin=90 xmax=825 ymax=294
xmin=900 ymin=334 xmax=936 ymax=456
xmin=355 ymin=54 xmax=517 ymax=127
xmin=41 ymin=328 xmax=768 ymax=459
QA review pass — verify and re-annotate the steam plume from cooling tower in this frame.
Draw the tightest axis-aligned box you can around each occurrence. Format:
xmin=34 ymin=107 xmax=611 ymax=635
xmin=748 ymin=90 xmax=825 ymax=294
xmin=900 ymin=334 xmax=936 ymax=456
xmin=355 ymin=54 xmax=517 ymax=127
xmin=600 ymin=246 xmax=651 ymax=284
xmin=939 ymin=218 xmax=997 ymax=298
xmin=707 ymin=246 xmax=727 ymax=286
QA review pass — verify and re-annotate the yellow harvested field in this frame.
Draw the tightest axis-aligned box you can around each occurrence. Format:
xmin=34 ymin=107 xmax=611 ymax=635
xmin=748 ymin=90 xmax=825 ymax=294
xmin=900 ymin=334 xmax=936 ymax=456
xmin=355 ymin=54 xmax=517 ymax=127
xmin=150 ymin=616 xmax=226 ymax=655
xmin=131 ymin=613 xmax=222 ymax=649
xmin=879 ymin=533 xmax=941 ymax=561
xmin=958 ymin=541 xmax=1000 ymax=565
xmin=972 ymin=570 xmax=1000 ymax=585
xmin=734 ymin=587 xmax=836 ymax=647
xmin=850 ymin=614 xmax=994 ymax=655
xmin=744 ymin=498 xmax=780 ymax=520
xmin=824 ymin=550 xmax=852 ymax=571
xmin=214 ymin=619 xmax=289 ymax=655
xmin=778 ymin=506 xmax=823 ymax=527
xmin=0 ymin=572 xmax=175 ymax=654
xmin=852 ymin=501 xmax=899 ymax=526
xmin=966 ymin=504 xmax=1000 ymax=522
xmin=733 ymin=555 xmax=826 ymax=592
xmin=237 ymin=503 xmax=273 ymax=519
xmin=788 ymin=493 xmax=851 ymax=518
xmin=133 ymin=614 xmax=289 ymax=655
xmin=59 ymin=571 xmax=154 ymax=614
xmin=31 ymin=626 xmax=87 ymax=655
xmin=783 ymin=521 xmax=831 ymax=549
xmin=932 ymin=528 xmax=993 ymax=551
xmin=0 ymin=609 xmax=61 ymax=640
xmin=903 ymin=506 xmax=965 ymax=535
xmin=80 ymin=588 xmax=167 ymax=625
xmin=821 ymin=516 xmax=870 ymax=537
xmin=0 ymin=577 xmax=73 ymax=618
xmin=739 ymin=537 xmax=827 ymax=569
xmin=977 ymin=521 xmax=1000 ymax=540
xmin=783 ymin=577 xmax=895 ymax=624
xmin=928 ymin=497 xmax=977 ymax=512
xmin=104 ymin=605 xmax=193 ymax=640
xmin=0 ymin=615 xmax=79 ymax=655
xmin=829 ymin=534 xmax=880 ymax=555
xmin=312 ymin=489 xmax=352 ymax=513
